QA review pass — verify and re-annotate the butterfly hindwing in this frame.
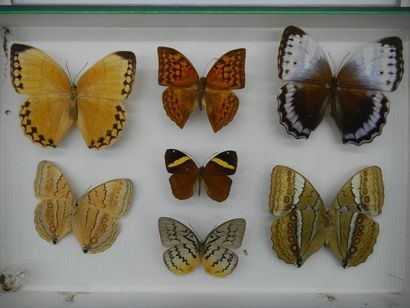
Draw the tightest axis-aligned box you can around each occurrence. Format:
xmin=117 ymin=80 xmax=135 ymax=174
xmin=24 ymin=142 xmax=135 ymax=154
xmin=162 ymin=87 xmax=197 ymax=129
xmin=205 ymin=90 xmax=239 ymax=133
xmin=277 ymin=81 xmax=329 ymax=139
xmin=203 ymin=151 xmax=238 ymax=202
xmin=326 ymin=210 xmax=379 ymax=268
xmin=164 ymin=149 xmax=199 ymax=200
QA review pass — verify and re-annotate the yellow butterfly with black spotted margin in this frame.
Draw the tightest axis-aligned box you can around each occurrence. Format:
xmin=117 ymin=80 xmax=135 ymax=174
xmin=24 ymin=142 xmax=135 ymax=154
xmin=158 ymin=217 xmax=246 ymax=277
xmin=10 ymin=44 xmax=136 ymax=149
xmin=34 ymin=160 xmax=133 ymax=253
xmin=269 ymin=165 xmax=384 ymax=268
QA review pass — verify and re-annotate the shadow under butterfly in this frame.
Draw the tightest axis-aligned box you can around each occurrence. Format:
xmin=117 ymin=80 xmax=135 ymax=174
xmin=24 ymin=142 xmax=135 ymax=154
xmin=277 ymin=25 xmax=404 ymax=145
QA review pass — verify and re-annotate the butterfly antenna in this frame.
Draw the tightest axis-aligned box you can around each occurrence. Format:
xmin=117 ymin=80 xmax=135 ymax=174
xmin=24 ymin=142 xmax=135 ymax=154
xmin=72 ymin=62 xmax=88 ymax=84
xmin=327 ymin=52 xmax=336 ymax=74
xmin=188 ymin=223 xmax=202 ymax=242
xmin=202 ymin=57 xmax=218 ymax=76
xmin=65 ymin=61 xmax=73 ymax=84
xmin=337 ymin=52 xmax=350 ymax=75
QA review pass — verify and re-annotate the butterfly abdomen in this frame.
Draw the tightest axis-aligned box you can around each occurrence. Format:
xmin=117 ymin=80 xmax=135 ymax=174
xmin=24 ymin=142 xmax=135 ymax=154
xmin=197 ymin=77 xmax=207 ymax=111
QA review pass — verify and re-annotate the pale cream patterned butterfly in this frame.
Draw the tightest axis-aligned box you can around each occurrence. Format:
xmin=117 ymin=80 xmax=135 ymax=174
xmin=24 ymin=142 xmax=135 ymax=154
xmin=10 ymin=44 xmax=136 ymax=149
xmin=158 ymin=217 xmax=246 ymax=277
xmin=34 ymin=160 xmax=133 ymax=253
xmin=269 ymin=165 xmax=384 ymax=267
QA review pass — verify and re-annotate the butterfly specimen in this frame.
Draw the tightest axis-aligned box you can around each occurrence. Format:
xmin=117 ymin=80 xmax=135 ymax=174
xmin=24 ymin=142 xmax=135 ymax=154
xmin=269 ymin=165 xmax=384 ymax=267
xmin=158 ymin=217 xmax=246 ymax=277
xmin=34 ymin=161 xmax=133 ymax=253
xmin=277 ymin=25 xmax=404 ymax=145
xmin=10 ymin=44 xmax=136 ymax=149
xmin=158 ymin=47 xmax=246 ymax=132
xmin=164 ymin=149 xmax=237 ymax=202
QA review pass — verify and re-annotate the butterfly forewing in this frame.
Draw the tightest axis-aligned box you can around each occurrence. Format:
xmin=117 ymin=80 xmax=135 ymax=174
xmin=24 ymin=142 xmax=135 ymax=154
xmin=78 ymin=179 xmax=133 ymax=217
xmin=337 ymin=37 xmax=403 ymax=92
xmin=269 ymin=165 xmax=324 ymax=216
xmin=165 ymin=149 xmax=199 ymax=200
xmin=206 ymin=48 xmax=246 ymax=90
xmin=331 ymin=166 xmax=384 ymax=215
xmin=157 ymin=47 xmax=199 ymax=87
xmin=158 ymin=217 xmax=200 ymax=247
xmin=204 ymin=218 xmax=246 ymax=249
xmin=203 ymin=151 xmax=238 ymax=202
xmin=278 ymin=26 xmax=332 ymax=84
xmin=10 ymin=44 xmax=71 ymax=95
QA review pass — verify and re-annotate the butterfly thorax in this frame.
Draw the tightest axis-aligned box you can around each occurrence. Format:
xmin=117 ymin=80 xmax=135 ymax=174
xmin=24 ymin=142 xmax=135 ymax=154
xmin=198 ymin=166 xmax=206 ymax=196
xmin=197 ymin=77 xmax=207 ymax=111
xmin=69 ymin=85 xmax=78 ymax=120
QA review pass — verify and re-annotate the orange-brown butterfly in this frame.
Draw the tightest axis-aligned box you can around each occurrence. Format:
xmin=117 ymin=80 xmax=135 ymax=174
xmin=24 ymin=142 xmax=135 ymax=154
xmin=158 ymin=47 xmax=246 ymax=132
xmin=164 ymin=149 xmax=237 ymax=202
xmin=10 ymin=44 xmax=136 ymax=149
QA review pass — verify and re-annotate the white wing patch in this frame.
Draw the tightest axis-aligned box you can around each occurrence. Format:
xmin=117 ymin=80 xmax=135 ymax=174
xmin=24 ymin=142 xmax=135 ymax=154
xmin=351 ymin=173 xmax=361 ymax=205
xmin=293 ymin=173 xmax=305 ymax=204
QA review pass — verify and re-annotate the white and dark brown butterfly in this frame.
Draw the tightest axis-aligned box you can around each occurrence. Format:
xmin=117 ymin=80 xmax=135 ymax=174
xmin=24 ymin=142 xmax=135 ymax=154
xmin=269 ymin=165 xmax=384 ymax=267
xmin=10 ymin=44 xmax=136 ymax=149
xmin=34 ymin=161 xmax=133 ymax=253
xmin=164 ymin=149 xmax=237 ymax=202
xmin=277 ymin=25 xmax=404 ymax=145
xmin=158 ymin=47 xmax=246 ymax=132
xmin=158 ymin=217 xmax=246 ymax=277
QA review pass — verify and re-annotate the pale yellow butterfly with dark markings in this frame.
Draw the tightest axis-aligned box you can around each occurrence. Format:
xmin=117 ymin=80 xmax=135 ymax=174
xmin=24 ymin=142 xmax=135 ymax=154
xmin=269 ymin=165 xmax=384 ymax=268
xmin=158 ymin=217 xmax=246 ymax=277
xmin=34 ymin=161 xmax=133 ymax=253
xmin=10 ymin=44 xmax=136 ymax=149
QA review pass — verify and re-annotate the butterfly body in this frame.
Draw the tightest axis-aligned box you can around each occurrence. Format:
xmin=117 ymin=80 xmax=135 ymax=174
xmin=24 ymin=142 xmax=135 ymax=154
xmin=158 ymin=47 xmax=246 ymax=132
xmin=277 ymin=26 xmax=403 ymax=145
xmin=269 ymin=165 xmax=383 ymax=268
xmin=11 ymin=44 xmax=136 ymax=149
xmin=158 ymin=217 xmax=246 ymax=277
xmin=165 ymin=149 xmax=237 ymax=202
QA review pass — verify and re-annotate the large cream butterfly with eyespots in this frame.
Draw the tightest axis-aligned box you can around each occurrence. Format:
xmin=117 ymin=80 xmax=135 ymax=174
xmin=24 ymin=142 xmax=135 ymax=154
xmin=10 ymin=44 xmax=136 ymax=149
xmin=269 ymin=165 xmax=384 ymax=268
xmin=158 ymin=217 xmax=246 ymax=277
xmin=34 ymin=161 xmax=133 ymax=253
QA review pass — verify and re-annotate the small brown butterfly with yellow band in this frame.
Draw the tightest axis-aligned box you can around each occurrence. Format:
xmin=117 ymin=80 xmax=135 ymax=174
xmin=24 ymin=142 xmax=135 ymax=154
xmin=34 ymin=161 xmax=133 ymax=253
xmin=164 ymin=149 xmax=237 ymax=202
xmin=10 ymin=44 xmax=136 ymax=149
xmin=158 ymin=217 xmax=246 ymax=277
xmin=158 ymin=47 xmax=246 ymax=132
xmin=269 ymin=165 xmax=384 ymax=268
